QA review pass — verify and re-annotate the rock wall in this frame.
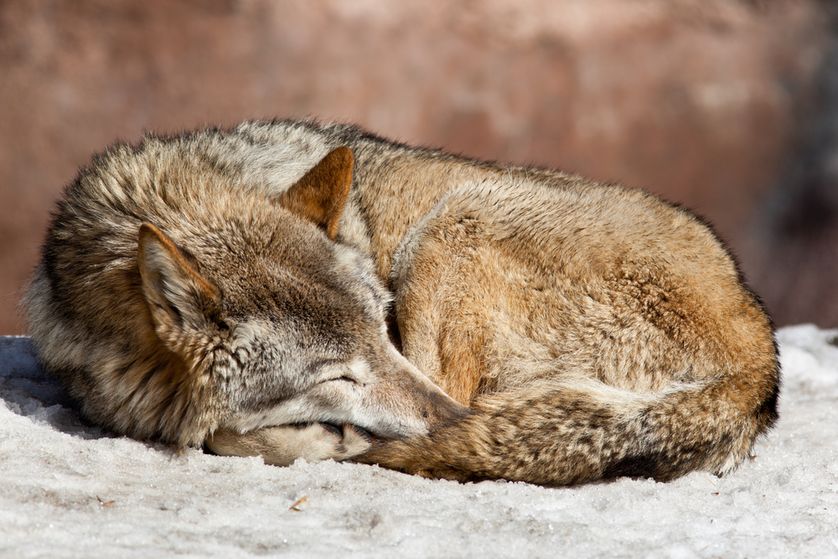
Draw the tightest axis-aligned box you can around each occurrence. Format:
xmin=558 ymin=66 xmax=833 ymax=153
xmin=1 ymin=0 xmax=835 ymax=332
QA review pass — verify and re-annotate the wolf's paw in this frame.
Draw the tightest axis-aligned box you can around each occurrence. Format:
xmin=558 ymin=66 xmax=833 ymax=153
xmin=291 ymin=422 xmax=372 ymax=464
xmin=206 ymin=423 xmax=372 ymax=467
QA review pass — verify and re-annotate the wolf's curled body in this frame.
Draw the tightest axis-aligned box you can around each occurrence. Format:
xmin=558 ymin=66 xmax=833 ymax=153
xmin=25 ymin=119 xmax=779 ymax=485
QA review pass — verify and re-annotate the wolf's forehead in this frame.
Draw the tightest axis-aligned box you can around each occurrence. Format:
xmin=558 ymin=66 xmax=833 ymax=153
xmin=217 ymin=258 xmax=375 ymax=333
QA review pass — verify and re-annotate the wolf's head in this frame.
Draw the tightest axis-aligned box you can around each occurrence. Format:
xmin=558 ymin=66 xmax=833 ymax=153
xmin=137 ymin=147 xmax=465 ymax=443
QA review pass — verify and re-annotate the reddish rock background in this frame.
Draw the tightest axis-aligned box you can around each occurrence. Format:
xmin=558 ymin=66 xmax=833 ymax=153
xmin=1 ymin=0 xmax=836 ymax=333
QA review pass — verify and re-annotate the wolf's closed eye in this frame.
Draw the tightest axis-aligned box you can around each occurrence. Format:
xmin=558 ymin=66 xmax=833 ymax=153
xmin=329 ymin=376 xmax=358 ymax=385
xmin=315 ymin=362 xmax=363 ymax=386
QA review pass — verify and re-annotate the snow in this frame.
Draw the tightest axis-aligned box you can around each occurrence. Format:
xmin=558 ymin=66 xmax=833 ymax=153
xmin=1 ymin=326 xmax=836 ymax=558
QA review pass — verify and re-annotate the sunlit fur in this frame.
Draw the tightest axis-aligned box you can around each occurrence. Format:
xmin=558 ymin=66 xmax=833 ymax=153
xmin=26 ymin=119 xmax=779 ymax=485
xmin=25 ymin=130 xmax=465 ymax=456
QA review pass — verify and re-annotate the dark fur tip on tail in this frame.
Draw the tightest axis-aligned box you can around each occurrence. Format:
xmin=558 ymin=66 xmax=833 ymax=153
xmin=601 ymin=453 xmax=669 ymax=481
xmin=756 ymin=381 xmax=780 ymax=431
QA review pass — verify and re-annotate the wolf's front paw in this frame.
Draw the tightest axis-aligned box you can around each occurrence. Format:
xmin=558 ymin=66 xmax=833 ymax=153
xmin=206 ymin=423 xmax=372 ymax=467
xmin=293 ymin=422 xmax=372 ymax=463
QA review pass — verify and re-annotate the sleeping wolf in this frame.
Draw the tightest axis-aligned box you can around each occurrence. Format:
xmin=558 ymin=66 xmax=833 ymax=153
xmin=25 ymin=119 xmax=779 ymax=485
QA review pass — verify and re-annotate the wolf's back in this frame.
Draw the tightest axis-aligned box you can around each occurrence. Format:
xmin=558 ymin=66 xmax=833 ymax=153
xmin=356 ymin=180 xmax=781 ymax=485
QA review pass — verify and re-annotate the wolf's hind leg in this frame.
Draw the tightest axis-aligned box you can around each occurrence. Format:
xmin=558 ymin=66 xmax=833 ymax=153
xmin=206 ymin=423 xmax=371 ymax=466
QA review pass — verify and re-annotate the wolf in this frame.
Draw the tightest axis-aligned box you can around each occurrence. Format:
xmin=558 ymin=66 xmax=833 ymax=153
xmin=25 ymin=119 xmax=780 ymax=485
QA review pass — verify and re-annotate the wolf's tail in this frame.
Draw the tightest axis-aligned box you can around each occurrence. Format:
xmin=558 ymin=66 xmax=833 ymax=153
xmin=359 ymin=366 xmax=780 ymax=485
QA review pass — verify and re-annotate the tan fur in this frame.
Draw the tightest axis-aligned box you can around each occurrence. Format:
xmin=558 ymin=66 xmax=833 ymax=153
xmin=358 ymin=179 xmax=778 ymax=484
xmin=277 ymin=146 xmax=354 ymax=240
xmin=25 ymin=138 xmax=466 ymax=456
xmin=25 ymin=119 xmax=779 ymax=485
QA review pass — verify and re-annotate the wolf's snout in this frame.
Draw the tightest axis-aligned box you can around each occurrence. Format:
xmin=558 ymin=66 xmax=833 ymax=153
xmin=388 ymin=367 xmax=470 ymax=437
xmin=360 ymin=347 xmax=470 ymax=439
xmin=418 ymin=384 xmax=470 ymax=431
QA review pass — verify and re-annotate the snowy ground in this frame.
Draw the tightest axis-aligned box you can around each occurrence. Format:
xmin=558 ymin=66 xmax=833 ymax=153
xmin=1 ymin=326 xmax=836 ymax=558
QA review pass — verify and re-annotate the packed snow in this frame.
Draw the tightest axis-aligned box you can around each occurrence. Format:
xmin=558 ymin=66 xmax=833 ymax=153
xmin=1 ymin=325 xmax=836 ymax=558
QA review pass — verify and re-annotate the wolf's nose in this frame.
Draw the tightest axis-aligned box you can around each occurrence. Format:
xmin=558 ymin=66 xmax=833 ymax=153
xmin=423 ymin=387 xmax=471 ymax=430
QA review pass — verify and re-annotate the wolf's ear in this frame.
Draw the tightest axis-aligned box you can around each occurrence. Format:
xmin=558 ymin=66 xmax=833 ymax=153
xmin=277 ymin=146 xmax=354 ymax=240
xmin=137 ymin=223 xmax=221 ymax=340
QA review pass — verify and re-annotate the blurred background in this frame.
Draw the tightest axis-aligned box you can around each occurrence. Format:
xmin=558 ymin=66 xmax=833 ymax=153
xmin=1 ymin=0 xmax=836 ymax=333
